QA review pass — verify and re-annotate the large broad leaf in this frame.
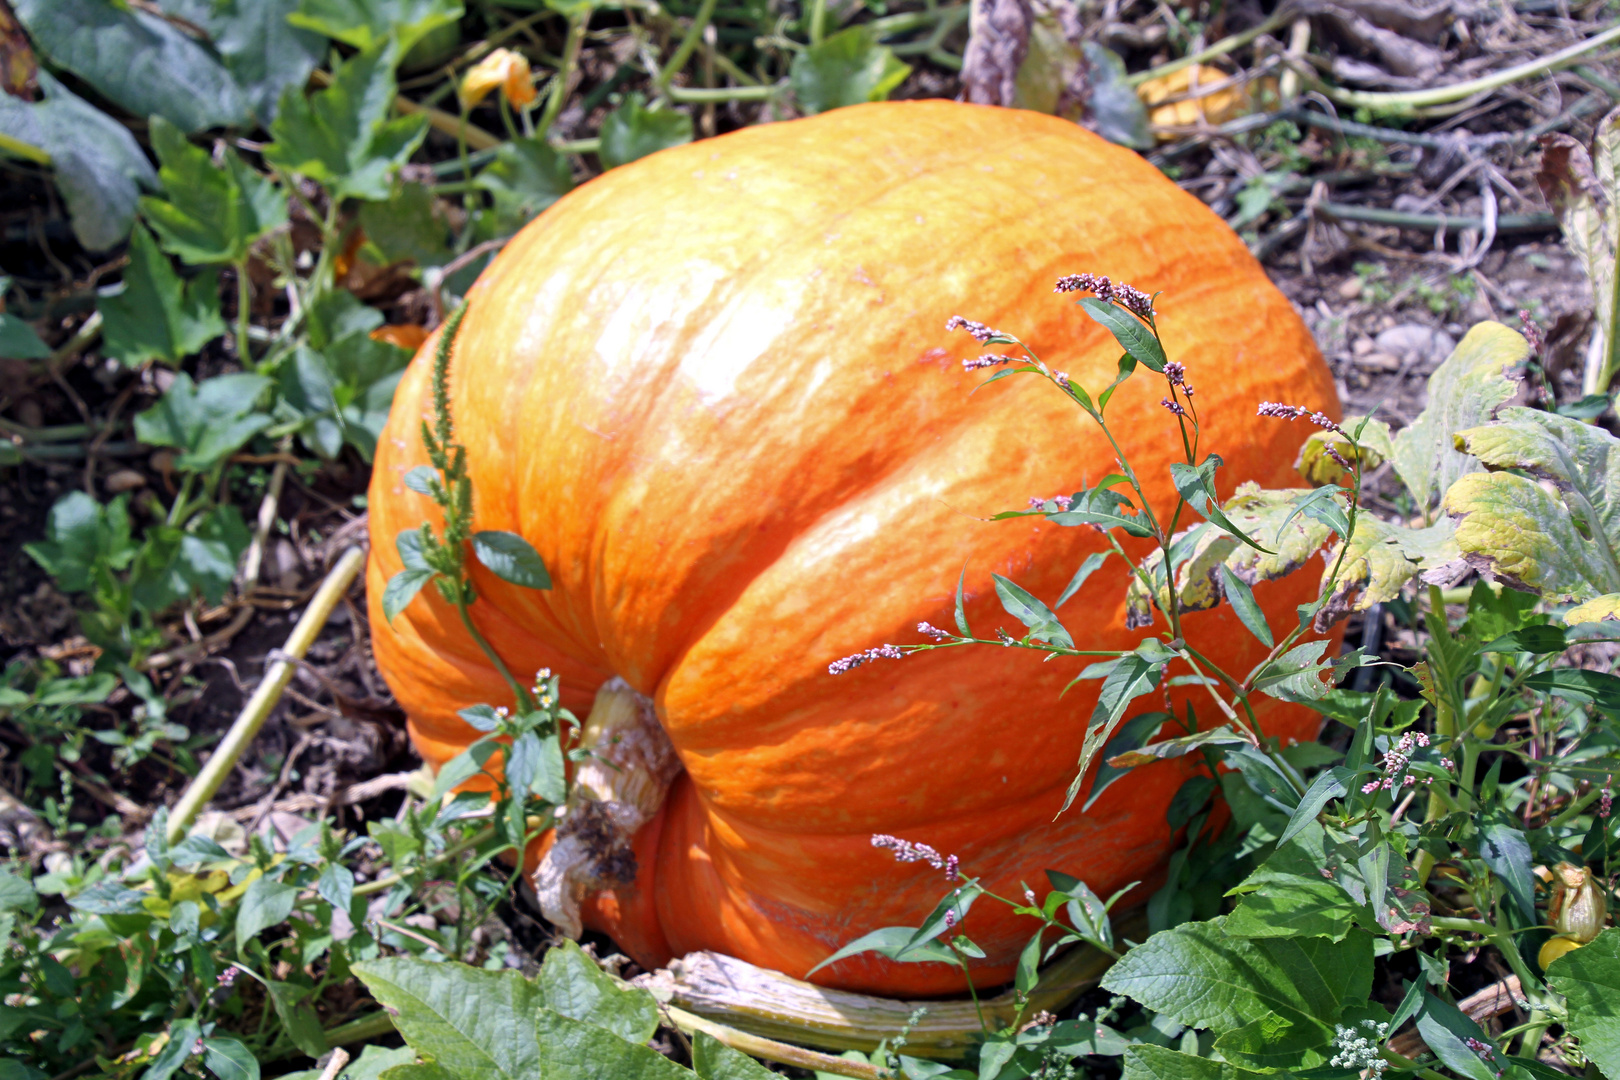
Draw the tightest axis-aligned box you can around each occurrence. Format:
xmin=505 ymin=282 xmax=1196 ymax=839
xmin=691 ymin=1031 xmax=778 ymax=1080
xmin=13 ymin=0 xmax=249 ymax=131
xmin=475 ymin=137 xmax=574 ymax=231
xmin=352 ymin=957 xmax=544 ymax=1080
xmin=141 ymin=115 xmax=287 ymax=265
xmin=100 ymin=225 xmax=226 ymax=367
xmin=357 ymin=183 xmax=454 ymax=267
xmin=1123 ymin=1044 xmax=1270 ymax=1080
xmin=235 ymin=876 xmax=297 ymax=947
xmin=1545 ymin=927 xmax=1620 ymax=1079
xmin=289 ymin=0 xmax=465 ymax=55
xmin=264 ymin=41 xmax=429 ymax=202
xmin=136 ymin=372 xmax=271 ymax=472
xmin=164 ymin=0 xmax=325 ymax=123
xmin=1101 ymin=916 xmax=1372 ymax=1069
xmin=536 ymin=939 xmax=659 ymax=1044
xmin=1386 ymin=322 xmax=1529 ymax=509
xmin=1125 ymin=484 xmax=1335 ymax=631
xmin=1445 ymin=405 xmax=1620 ymax=616
xmin=598 ymin=93 xmax=693 ymax=170
xmin=790 ymin=26 xmax=911 ymax=115
xmin=1318 ymin=518 xmax=1461 ymax=631
xmin=0 ymin=72 xmax=155 ymax=250
xmin=1224 ymin=821 xmax=1361 ymax=942
xmin=1537 ymin=112 xmax=1620 ymax=396
xmin=534 ymin=1007 xmax=689 ymax=1080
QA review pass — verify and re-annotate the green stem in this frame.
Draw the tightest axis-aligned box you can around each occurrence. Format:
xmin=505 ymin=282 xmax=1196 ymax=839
xmin=1545 ymin=784 xmax=1607 ymax=829
xmin=1319 ymin=22 xmax=1620 ymax=114
xmin=948 ymin=943 xmax=988 ymax=1033
xmin=456 ymin=597 xmax=531 ymax=711
xmin=234 ymin=259 xmax=253 ymax=370
xmin=667 ymin=83 xmax=781 ymax=102
xmin=538 ymin=11 xmax=589 ymax=137
xmin=658 ymin=0 xmax=719 ymax=92
xmin=808 ymin=0 xmax=826 ymax=43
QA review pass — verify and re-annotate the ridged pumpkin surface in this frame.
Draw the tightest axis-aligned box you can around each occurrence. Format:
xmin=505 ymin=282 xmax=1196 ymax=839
xmin=367 ymin=100 xmax=1339 ymax=996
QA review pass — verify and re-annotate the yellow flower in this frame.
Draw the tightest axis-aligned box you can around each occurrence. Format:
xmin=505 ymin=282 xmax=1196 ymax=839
xmin=459 ymin=48 xmax=536 ymax=110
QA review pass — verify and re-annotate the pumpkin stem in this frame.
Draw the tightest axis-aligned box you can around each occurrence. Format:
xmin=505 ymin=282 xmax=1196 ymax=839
xmin=534 ymin=677 xmax=681 ymax=937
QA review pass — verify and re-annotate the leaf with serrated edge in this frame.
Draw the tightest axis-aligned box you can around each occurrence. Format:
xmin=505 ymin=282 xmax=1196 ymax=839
xmin=1567 ymin=593 xmax=1620 ymax=624
xmin=352 ymin=957 xmax=543 ymax=1080
xmin=1455 ymin=405 xmax=1620 ymax=550
xmin=1101 ymin=916 xmax=1371 ymax=1064
xmin=1317 ymin=518 xmax=1460 ymax=631
xmin=1546 ymin=927 xmax=1620 ymax=1080
xmin=537 ymin=939 xmax=659 ymax=1044
xmin=1387 ymin=322 xmax=1529 ymax=508
xmin=1445 ymin=471 xmax=1620 ymax=599
xmin=1225 ymin=821 xmax=1358 ymax=942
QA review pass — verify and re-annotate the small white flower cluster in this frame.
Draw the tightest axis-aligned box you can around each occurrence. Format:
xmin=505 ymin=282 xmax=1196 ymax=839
xmin=1330 ymin=1020 xmax=1390 ymax=1077
xmin=532 ymin=667 xmax=556 ymax=709
xmin=1362 ymin=730 xmax=1433 ymax=794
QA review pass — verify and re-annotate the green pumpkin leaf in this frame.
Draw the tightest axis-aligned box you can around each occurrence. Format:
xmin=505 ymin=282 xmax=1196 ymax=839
xmin=289 ymin=0 xmax=465 ymax=55
xmin=790 ymin=26 xmax=911 ymax=115
xmin=537 ymin=939 xmax=659 ymax=1044
xmin=1225 ymin=820 xmax=1360 ymax=942
xmin=352 ymin=957 xmax=545 ymax=1080
xmin=141 ymin=116 xmax=287 ymax=266
xmin=100 ymin=225 xmax=226 ymax=367
xmin=134 ymin=372 xmax=271 ymax=472
xmin=599 ymin=93 xmax=694 ymax=170
xmin=476 ymin=137 xmax=574 ymax=231
xmin=358 ymin=182 xmax=455 ymax=267
xmin=264 ymin=42 xmax=429 ymax=203
xmin=1122 ymin=1044 xmax=1270 ymax=1080
xmin=12 ymin=0 xmax=249 ymax=131
xmin=0 ymin=72 xmax=155 ymax=251
xmin=692 ymin=1031 xmax=778 ymax=1079
xmin=1546 ymin=928 xmax=1620 ymax=1080
xmin=535 ymin=1006 xmax=688 ymax=1079
xmin=163 ymin=0 xmax=325 ymax=124
xmin=1101 ymin=916 xmax=1371 ymax=1066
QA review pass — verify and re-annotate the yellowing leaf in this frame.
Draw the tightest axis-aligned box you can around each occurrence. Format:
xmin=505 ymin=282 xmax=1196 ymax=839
xmin=1296 ymin=417 xmax=1391 ymax=485
xmin=1567 ymin=594 xmax=1620 ymax=624
xmin=1318 ymin=518 xmax=1460 ymax=630
xmin=1387 ymin=322 xmax=1528 ymax=509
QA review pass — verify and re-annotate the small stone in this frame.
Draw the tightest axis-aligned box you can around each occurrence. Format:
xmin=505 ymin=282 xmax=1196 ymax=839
xmin=1375 ymin=323 xmax=1455 ymax=365
xmin=1355 ymin=351 xmax=1402 ymax=372
xmin=1352 ymin=337 xmax=1375 ymax=356
xmin=1337 ymin=277 xmax=1363 ymax=300
xmin=103 ymin=468 xmax=146 ymax=494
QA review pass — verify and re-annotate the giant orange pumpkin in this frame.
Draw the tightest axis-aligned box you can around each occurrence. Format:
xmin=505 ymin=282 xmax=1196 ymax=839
xmin=367 ymin=101 xmax=1340 ymax=997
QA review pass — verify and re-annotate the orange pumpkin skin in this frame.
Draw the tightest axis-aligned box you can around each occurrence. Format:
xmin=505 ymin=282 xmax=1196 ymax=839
xmin=366 ymin=100 xmax=1341 ymax=996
